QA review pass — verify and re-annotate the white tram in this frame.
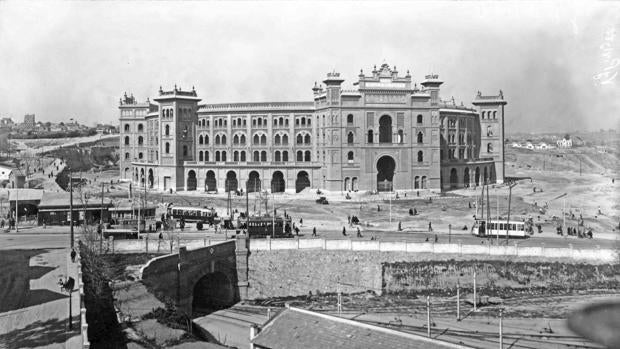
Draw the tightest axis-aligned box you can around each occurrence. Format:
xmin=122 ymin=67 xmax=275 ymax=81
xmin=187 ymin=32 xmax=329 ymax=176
xmin=168 ymin=206 xmax=219 ymax=224
xmin=471 ymin=219 xmax=528 ymax=239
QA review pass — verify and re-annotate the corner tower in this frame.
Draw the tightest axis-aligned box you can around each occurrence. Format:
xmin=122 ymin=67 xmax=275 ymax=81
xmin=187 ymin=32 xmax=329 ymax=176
xmin=472 ymin=90 xmax=507 ymax=184
xmin=154 ymin=85 xmax=201 ymax=191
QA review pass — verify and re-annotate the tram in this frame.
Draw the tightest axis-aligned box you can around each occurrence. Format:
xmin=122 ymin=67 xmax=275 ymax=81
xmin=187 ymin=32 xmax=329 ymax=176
xmin=238 ymin=215 xmax=293 ymax=238
xmin=168 ymin=206 xmax=219 ymax=224
xmin=471 ymin=219 xmax=528 ymax=239
xmin=102 ymin=228 xmax=142 ymax=239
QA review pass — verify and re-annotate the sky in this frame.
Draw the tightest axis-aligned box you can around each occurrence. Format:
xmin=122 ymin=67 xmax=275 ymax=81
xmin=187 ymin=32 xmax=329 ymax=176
xmin=0 ymin=1 xmax=619 ymax=133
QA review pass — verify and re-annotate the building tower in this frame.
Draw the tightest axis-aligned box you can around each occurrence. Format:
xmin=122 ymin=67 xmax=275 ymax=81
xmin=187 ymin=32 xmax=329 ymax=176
xmin=315 ymin=71 xmax=344 ymax=191
xmin=472 ymin=90 xmax=507 ymax=184
xmin=154 ymin=85 xmax=201 ymax=191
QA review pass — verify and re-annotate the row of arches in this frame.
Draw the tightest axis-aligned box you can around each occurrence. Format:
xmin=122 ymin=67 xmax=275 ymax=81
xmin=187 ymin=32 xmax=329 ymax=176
xmin=447 ymin=166 xmax=495 ymax=189
xmin=194 ymin=150 xmax=310 ymax=163
xmin=343 ymin=177 xmax=359 ymax=191
xmin=481 ymin=110 xmax=498 ymax=119
xmin=186 ymin=170 xmax=311 ymax=193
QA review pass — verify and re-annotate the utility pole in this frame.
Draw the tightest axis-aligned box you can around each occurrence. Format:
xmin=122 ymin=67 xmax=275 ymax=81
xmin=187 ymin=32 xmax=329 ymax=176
xmin=449 ymin=224 xmax=451 ymax=244
xmin=100 ymin=182 xmax=104 ymax=253
xmin=499 ymin=308 xmax=503 ymax=349
xmin=337 ymin=282 xmax=342 ymax=316
xmin=505 ymin=183 xmax=517 ymax=242
xmin=473 ymin=269 xmax=477 ymax=312
xmin=15 ymin=188 xmax=19 ymax=233
xmin=272 ymin=193 xmax=275 ymax=239
xmin=456 ymin=281 xmax=461 ymax=321
xmin=70 ymin=171 xmax=74 ymax=249
xmin=389 ymin=192 xmax=392 ymax=224
xmin=426 ymin=295 xmax=431 ymax=338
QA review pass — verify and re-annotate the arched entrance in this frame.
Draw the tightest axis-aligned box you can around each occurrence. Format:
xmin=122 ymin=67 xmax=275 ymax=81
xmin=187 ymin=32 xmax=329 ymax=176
xmin=140 ymin=168 xmax=145 ymax=186
xmin=225 ymin=171 xmax=238 ymax=192
xmin=248 ymin=171 xmax=261 ymax=192
xmin=475 ymin=167 xmax=480 ymax=186
xmin=124 ymin=167 xmax=130 ymax=179
xmin=376 ymin=155 xmax=395 ymax=192
xmin=271 ymin=171 xmax=285 ymax=193
xmin=352 ymin=177 xmax=358 ymax=191
xmin=483 ymin=167 xmax=489 ymax=185
xmin=192 ymin=272 xmax=235 ymax=315
xmin=463 ymin=168 xmax=470 ymax=188
xmin=187 ymin=170 xmax=197 ymax=191
xmin=450 ymin=168 xmax=458 ymax=189
xmin=379 ymin=115 xmax=392 ymax=143
xmin=205 ymin=170 xmax=216 ymax=192
xmin=295 ymin=171 xmax=310 ymax=193
xmin=344 ymin=177 xmax=350 ymax=191
xmin=148 ymin=169 xmax=154 ymax=188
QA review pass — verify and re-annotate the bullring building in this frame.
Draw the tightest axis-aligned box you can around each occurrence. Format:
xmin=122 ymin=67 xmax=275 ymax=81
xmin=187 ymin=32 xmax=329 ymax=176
xmin=119 ymin=63 xmax=506 ymax=193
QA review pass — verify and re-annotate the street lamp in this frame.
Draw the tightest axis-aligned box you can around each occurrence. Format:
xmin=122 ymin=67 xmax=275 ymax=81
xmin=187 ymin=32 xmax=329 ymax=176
xmin=58 ymin=276 xmax=75 ymax=330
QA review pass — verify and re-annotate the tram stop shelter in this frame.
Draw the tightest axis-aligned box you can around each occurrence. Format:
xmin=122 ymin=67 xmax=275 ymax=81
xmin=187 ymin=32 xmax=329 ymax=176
xmin=7 ymin=188 xmax=44 ymax=218
xmin=37 ymin=191 xmax=112 ymax=226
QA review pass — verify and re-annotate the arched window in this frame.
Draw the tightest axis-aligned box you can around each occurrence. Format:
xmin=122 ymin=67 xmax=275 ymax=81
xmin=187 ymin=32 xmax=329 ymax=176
xmin=205 ymin=151 xmax=209 ymax=162
xmin=493 ymin=111 xmax=497 ymax=119
xmin=199 ymin=135 xmax=204 ymax=144
xmin=279 ymin=117 xmax=284 ymax=126
xmin=237 ymin=118 xmax=242 ymax=126
xmin=199 ymin=151 xmax=203 ymax=161
xmin=240 ymin=134 xmax=245 ymax=145
xmin=282 ymin=151 xmax=288 ymax=162
xmin=221 ymin=135 xmax=227 ymax=145
xmin=487 ymin=143 xmax=494 ymax=153
xmin=124 ymin=124 xmax=130 ymax=132
xmin=304 ymin=134 xmax=311 ymax=144
xmin=204 ymin=135 xmax=209 ymax=144
xmin=261 ymin=151 xmax=267 ymax=161
xmin=307 ymin=118 xmax=311 ymax=125
xmin=347 ymin=151 xmax=354 ymax=161
xmin=398 ymin=130 xmax=404 ymax=144
xmin=234 ymin=151 xmax=239 ymax=161
xmin=124 ymin=152 xmax=130 ymax=160
xmin=347 ymin=132 xmax=354 ymax=144
xmin=222 ymin=151 xmax=227 ymax=161
xmin=481 ymin=111 xmax=486 ymax=119
xmin=253 ymin=151 xmax=260 ymax=162
xmin=285 ymin=119 xmax=289 ymax=126
xmin=138 ymin=152 xmax=143 ymax=159
xmin=297 ymin=150 xmax=303 ymax=162
xmin=275 ymin=134 xmax=281 ymax=145
xmin=487 ymin=125 xmax=493 ymax=137
xmin=182 ymin=145 xmax=188 ymax=156
xmin=216 ymin=151 xmax=220 ymax=162
xmin=252 ymin=119 xmax=256 ymax=127
xmin=233 ymin=135 xmax=239 ymax=144
xmin=155 ymin=150 xmax=158 ymax=159
xmin=367 ymin=130 xmax=374 ymax=143
xmin=297 ymin=134 xmax=303 ymax=144
xmin=240 ymin=151 xmax=246 ymax=162
xmin=347 ymin=114 xmax=354 ymax=124
xmin=258 ymin=118 xmax=262 ymax=126
xmin=301 ymin=117 xmax=306 ymax=126
xmin=138 ymin=124 xmax=143 ymax=132
xmin=253 ymin=134 xmax=259 ymax=145
xmin=275 ymin=151 xmax=281 ymax=162
xmin=165 ymin=125 xmax=170 ymax=136
xmin=282 ymin=134 xmax=288 ymax=145
xmin=304 ymin=150 xmax=311 ymax=162
xmin=379 ymin=115 xmax=392 ymax=143
xmin=124 ymin=136 xmax=130 ymax=145
xmin=417 ymin=132 xmax=423 ymax=144
xmin=295 ymin=118 xmax=300 ymax=126
xmin=261 ymin=134 xmax=266 ymax=145
xmin=165 ymin=142 xmax=170 ymax=153
xmin=215 ymin=135 xmax=220 ymax=145
xmin=417 ymin=114 xmax=423 ymax=124
xmin=417 ymin=151 xmax=424 ymax=162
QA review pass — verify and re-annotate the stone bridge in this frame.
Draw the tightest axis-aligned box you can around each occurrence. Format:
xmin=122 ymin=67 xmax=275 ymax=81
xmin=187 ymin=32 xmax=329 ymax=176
xmin=140 ymin=237 xmax=249 ymax=316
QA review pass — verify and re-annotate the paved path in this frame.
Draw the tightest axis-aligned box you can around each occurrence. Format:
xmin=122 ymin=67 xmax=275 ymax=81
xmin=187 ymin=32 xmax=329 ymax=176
xmin=0 ymin=247 xmax=81 ymax=349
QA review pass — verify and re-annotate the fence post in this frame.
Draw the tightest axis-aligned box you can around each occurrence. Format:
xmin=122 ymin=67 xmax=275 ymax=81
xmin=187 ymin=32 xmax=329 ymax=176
xmin=514 ymin=242 xmax=518 ymax=256
xmin=266 ymin=236 xmax=271 ymax=251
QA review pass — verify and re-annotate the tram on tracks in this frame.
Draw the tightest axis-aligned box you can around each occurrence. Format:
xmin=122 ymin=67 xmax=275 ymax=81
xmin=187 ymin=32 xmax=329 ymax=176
xmin=237 ymin=215 xmax=293 ymax=238
xmin=168 ymin=206 xmax=219 ymax=224
xmin=471 ymin=219 xmax=529 ymax=239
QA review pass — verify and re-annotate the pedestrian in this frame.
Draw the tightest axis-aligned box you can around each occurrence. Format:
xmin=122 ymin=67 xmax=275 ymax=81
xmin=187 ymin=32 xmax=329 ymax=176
xmin=434 ymin=234 xmax=438 ymax=243
xmin=295 ymin=226 xmax=300 ymax=236
xmin=0 ymin=219 xmax=4 ymax=229
xmin=347 ymin=215 xmax=351 ymax=224
xmin=468 ymin=202 xmax=472 ymax=209
xmin=417 ymin=190 xmax=419 ymax=197
xmin=356 ymin=227 xmax=362 ymax=238
xmin=70 ymin=248 xmax=76 ymax=263
xmin=342 ymin=226 xmax=347 ymax=236
xmin=409 ymin=208 xmax=414 ymax=216
xmin=377 ymin=205 xmax=381 ymax=212
xmin=428 ymin=221 xmax=433 ymax=232
xmin=312 ymin=227 xmax=317 ymax=237
xmin=414 ymin=208 xmax=418 ymax=215
xmin=300 ymin=218 xmax=303 ymax=226
xmin=613 ymin=178 xmax=615 ymax=184
xmin=398 ymin=221 xmax=402 ymax=231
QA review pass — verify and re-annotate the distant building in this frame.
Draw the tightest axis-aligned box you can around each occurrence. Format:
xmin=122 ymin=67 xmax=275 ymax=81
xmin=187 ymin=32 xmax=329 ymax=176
xmin=250 ymin=305 xmax=468 ymax=349
xmin=557 ymin=136 xmax=572 ymax=148
xmin=96 ymin=123 xmax=118 ymax=134
xmin=23 ymin=114 xmax=35 ymax=129
xmin=0 ymin=117 xmax=14 ymax=128
xmin=0 ymin=163 xmax=13 ymax=182
xmin=535 ymin=142 xmax=549 ymax=150
xmin=511 ymin=142 xmax=522 ymax=148
xmin=525 ymin=141 xmax=534 ymax=150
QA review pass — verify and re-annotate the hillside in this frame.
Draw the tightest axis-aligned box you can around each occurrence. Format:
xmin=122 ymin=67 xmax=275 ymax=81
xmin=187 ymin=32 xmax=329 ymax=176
xmin=506 ymin=146 xmax=619 ymax=177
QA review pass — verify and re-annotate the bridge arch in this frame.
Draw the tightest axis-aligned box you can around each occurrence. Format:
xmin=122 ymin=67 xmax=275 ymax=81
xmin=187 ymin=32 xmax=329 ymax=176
xmin=192 ymin=271 xmax=236 ymax=314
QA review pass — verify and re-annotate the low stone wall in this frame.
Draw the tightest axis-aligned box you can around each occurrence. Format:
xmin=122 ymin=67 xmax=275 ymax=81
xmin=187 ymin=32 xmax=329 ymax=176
xmin=247 ymin=247 xmax=619 ymax=299
xmin=249 ymin=238 xmax=618 ymax=263
xmin=107 ymin=237 xmax=228 ymax=254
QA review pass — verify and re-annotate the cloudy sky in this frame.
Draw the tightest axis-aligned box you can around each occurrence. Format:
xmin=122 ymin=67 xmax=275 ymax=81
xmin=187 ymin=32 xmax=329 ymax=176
xmin=0 ymin=1 xmax=618 ymax=133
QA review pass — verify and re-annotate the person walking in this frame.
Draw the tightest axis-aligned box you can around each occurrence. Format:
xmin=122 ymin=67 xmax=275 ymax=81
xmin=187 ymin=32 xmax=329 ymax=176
xmin=342 ymin=226 xmax=347 ymax=236
xmin=70 ymin=248 xmax=77 ymax=263
xmin=428 ymin=221 xmax=433 ymax=232
xmin=312 ymin=227 xmax=317 ymax=237
xmin=356 ymin=226 xmax=362 ymax=238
